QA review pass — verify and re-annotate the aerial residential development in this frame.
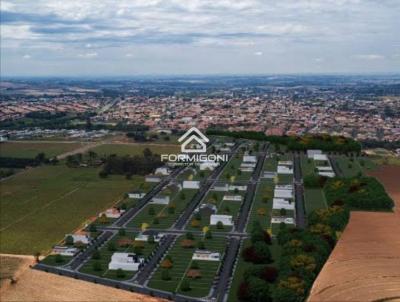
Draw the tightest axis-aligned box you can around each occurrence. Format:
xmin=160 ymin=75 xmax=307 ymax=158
xmin=1 ymin=1 xmax=400 ymax=302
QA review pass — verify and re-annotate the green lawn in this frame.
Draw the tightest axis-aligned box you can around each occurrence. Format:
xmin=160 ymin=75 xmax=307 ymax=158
xmin=90 ymin=143 xmax=179 ymax=157
xmin=334 ymin=156 xmax=363 ymax=178
xmin=148 ymin=235 xmax=225 ymax=297
xmin=0 ymin=141 xmax=82 ymax=158
xmin=0 ymin=164 xmax=136 ymax=254
xmin=301 ymin=156 xmax=317 ymax=176
xmin=304 ymin=188 xmax=328 ymax=214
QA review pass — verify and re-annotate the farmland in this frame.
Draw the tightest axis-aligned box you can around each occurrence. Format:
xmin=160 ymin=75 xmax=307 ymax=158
xmin=90 ymin=143 xmax=179 ymax=157
xmin=0 ymin=141 xmax=83 ymax=158
xmin=0 ymin=164 xmax=136 ymax=254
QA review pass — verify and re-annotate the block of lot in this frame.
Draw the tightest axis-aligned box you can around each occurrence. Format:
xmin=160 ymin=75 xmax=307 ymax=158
xmin=126 ymin=189 xmax=197 ymax=229
xmin=79 ymin=232 xmax=157 ymax=280
xmin=0 ymin=165 xmax=135 ymax=254
xmin=246 ymin=180 xmax=274 ymax=232
xmin=148 ymin=235 xmax=225 ymax=298
xmin=334 ymin=156 xmax=363 ymax=178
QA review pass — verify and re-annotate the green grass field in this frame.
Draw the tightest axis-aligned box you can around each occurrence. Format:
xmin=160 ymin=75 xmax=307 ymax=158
xmin=0 ymin=141 xmax=82 ymax=158
xmin=90 ymin=143 xmax=179 ymax=156
xmin=334 ymin=156 xmax=363 ymax=178
xmin=0 ymin=164 xmax=137 ymax=254
xmin=246 ymin=180 xmax=274 ymax=232
xmin=148 ymin=235 xmax=225 ymax=297
xmin=304 ymin=188 xmax=328 ymax=214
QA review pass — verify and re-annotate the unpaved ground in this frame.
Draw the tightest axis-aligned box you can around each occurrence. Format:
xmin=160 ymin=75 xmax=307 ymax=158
xmin=308 ymin=165 xmax=400 ymax=302
xmin=0 ymin=255 xmax=164 ymax=302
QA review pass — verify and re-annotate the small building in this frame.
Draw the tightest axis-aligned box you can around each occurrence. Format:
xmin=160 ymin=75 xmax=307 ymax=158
xmin=318 ymin=171 xmax=336 ymax=178
xmin=128 ymin=191 xmax=146 ymax=199
xmin=263 ymin=171 xmax=277 ymax=179
xmin=183 ymin=180 xmax=200 ymax=189
xmin=145 ymin=175 xmax=162 ymax=183
xmin=277 ymin=165 xmax=293 ymax=175
xmin=108 ymin=252 xmax=144 ymax=271
xmin=313 ymin=154 xmax=328 ymax=161
xmin=151 ymin=194 xmax=170 ymax=205
xmin=271 ymin=217 xmax=295 ymax=225
xmin=223 ymin=195 xmax=243 ymax=202
xmin=272 ymin=198 xmax=295 ymax=210
xmin=211 ymin=183 xmax=229 ymax=192
xmin=274 ymin=188 xmax=293 ymax=199
xmin=229 ymin=185 xmax=247 ymax=192
xmin=195 ymin=203 xmax=217 ymax=216
xmin=135 ymin=231 xmax=164 ymax=242
xmin=192 ymin=250 xmax=221 ymax=261
xmin=155 ymin=167 xmax=170 ymax=176
xmin=210 ymin=214 xmax=233 ymax=226
xmin=243 ymin=155 xmax=257 ymax=163
xmin=66 ymin=232 xmax=90 ymax=245
xmin=52 ymin=246 xmax=79 ymax=257
xmin=100 ymin=207 xmax=126 ymax=219
xmin=307 ymin=149 xmax=322 ymax=159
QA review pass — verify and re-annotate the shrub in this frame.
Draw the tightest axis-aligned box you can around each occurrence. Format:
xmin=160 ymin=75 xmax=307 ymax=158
xmin=116 ymin=268 xmax=126 ymax=278
xmin=161 ymin=269 xmax=171 ymax=280
xmin=216 ymin=221 xmax=224 ymax=229
xmin=180 ymin=280 xmax=191 ymax=291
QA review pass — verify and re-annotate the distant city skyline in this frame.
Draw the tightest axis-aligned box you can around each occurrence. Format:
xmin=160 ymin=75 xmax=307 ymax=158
xmin=1 ymin=0 xmax=400 ymax=76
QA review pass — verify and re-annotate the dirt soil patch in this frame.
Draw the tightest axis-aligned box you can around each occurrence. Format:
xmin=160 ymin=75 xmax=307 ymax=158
xmin=0 ymin=255 xmax=164 ymax=302
xmin=308 ymin=165 xmax=400 ymax=301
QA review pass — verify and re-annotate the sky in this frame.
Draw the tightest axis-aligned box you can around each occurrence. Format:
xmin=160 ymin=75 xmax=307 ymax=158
xmin=1 ymin=0 xmax=400 ymax=76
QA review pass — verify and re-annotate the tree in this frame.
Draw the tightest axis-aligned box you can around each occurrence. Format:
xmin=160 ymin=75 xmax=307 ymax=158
xmin=186 ymin=232 xmax=194 ymax=240
xmin=197 ymin=241 xmax=205 ymax=249
xmin=191 ymin=219 xmax=200 ymax=228
xmin=34 ymin=252 xmax=41 ymax=263
xmin=180 ymin=192 xmax=186 ymax=200
xmin=92 ymin=250 xmax=101 ymax=260
xmin=148 ymin=206 xmax=155 ymax=215
xmin=107 ymin=242 xmax=116 ymax=252
xmin=118 ymin=228 xmax=126 ymax=236
xmin=65 ymin=235 xmax=74 ymax=246
xmin=161 ymin=258 xmax=173 ymax=269
xmin=280 ymin=208 xmax=287 ymax=216
xmin=205 ymin=230 xmax=212 ymax=239
xmin=148 ymin=234 xmax=155 ymax=244
xmin=153 ymin=217 xmax=159 ymax=225
xmin=260 ymin=266 xmax=278 ymax=283
xmin=216 ymin=221 xmax=224 ymax=229
xmin=190 ymin=261 xmax=199 ymax=269
xmin=89 ymin=224 xmax=97 ymax=232
xmin=98 ymin=213 xmax=108 ymax=224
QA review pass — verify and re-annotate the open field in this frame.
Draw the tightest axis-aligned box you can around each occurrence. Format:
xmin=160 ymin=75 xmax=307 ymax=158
xmin=304 ymin=188 xmax=328 ymax=214
xmin=0 ymin=141 xmax=83 ymax=158
xmin=333 ymin=156 xmax=363 ymax=178
xmin=0 ymin=255 xmax=164 ymax=302
xmin=246 ymin=180 xmax=274 ymax=232
xmin=90 ymin=143 xmax=179 ymax=156
xmin=148 ymin=235 xmax=225 ymax=298
xmin=0 ymin=165 xmax=136 ymax=254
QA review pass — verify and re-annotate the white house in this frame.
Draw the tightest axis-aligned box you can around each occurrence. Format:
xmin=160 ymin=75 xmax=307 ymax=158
xmin=307 ymin=149 xmax=322 ymax=159
xmin=108 ymin=252 xmax=144 ymax=271
xmin=155 ymin=167 xmax=170 ymax=176
xmin=210 ymin=214 xmax=233 ymax=226
xmin=271 ymin=217 xmax=295 ymax=225
xmin=263 ymin=171 xmax=277 ymax=179
xmin=52 ymin=246 xmax=79 ymax=256
xmin=66 ymin=233 xmax=90 ymax=245
xmin=183 ymin=180 xmax=200 ymax=189
xmin=145 ymin=175 xmax=162 ymax=183
xmin=229 ymin=185 xmax=247 ymax=191
xmin=101 ymin=207 xmax=126 ymax=219
xmin=313 ymin=154 xmax=328 ymax=161
xmin=277 ymin=165 xmax=293 ymax=175
xmin=212 ymin=184 xmax=229 ymax=192
xmin=243 ymin=155 xmax=257 ymax=163
xmin=151 ymin=194 xmax=170 ymax=205
xmin=278 ymin=160 xmax=293 ymax=166
xmin=199 ymin=161 xmax=219 ymax=171
xmin=128 ymin=191 xmax=146 ymax=199
xmin=274 ymin=188 xmax=293 ymax=199
xmin=318 ymin=171 xmax=336 ymax=178
xmin=135 ymin=232 xmax=164 ymax=242
xmin=239 ymin=166 xmax=254 ymax=172
xmin=273 ymin=198 xmax=295 ymax=210
xmin=192 ymin=250 xmax=221 ymax=261
xmin=223 ymin=195 xmax=243 ymax=202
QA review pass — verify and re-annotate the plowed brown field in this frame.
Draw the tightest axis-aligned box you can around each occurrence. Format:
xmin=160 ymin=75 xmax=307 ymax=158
xmin=308 ymin=165 xmax=400 ymax=302
xmin=0 ymin=255 xmax=164 ymax=302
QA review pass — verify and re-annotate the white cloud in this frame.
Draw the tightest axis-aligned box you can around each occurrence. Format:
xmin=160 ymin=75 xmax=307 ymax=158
xmin=354 ymin=54 xmax=385 ymax=60
xmin=254 ymin=51 xmax=263 ymax=56
xmin=78 ymin=52 xmax=98 ymax=58
xmin=22 ymin=54 xmax=31 ymax=59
